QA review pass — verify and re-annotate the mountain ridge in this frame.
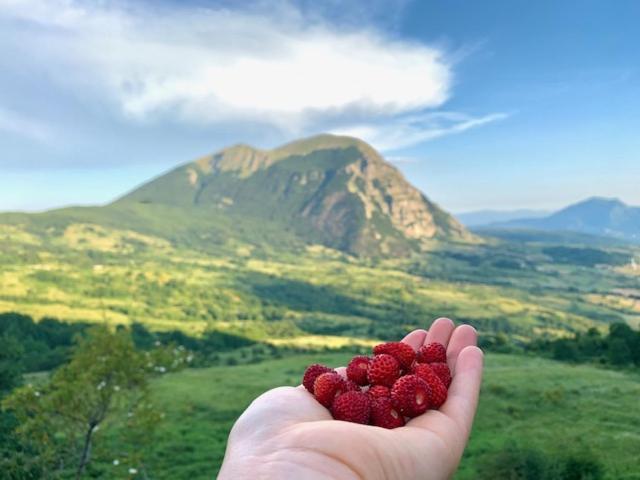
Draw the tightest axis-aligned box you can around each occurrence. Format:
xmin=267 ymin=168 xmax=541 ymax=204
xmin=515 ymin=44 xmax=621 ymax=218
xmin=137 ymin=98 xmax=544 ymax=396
xmin=116 ymin=134 xmax=473 ymax=255
xmin=1 ymin=134 xmax=473 ymax=257
xmin=489 ymin=197 xmax=640 ymax=243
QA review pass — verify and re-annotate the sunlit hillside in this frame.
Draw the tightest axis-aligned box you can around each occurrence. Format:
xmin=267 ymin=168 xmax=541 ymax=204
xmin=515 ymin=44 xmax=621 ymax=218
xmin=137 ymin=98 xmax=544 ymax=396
xmin=1 ymin=218 xmax=639 ymax=346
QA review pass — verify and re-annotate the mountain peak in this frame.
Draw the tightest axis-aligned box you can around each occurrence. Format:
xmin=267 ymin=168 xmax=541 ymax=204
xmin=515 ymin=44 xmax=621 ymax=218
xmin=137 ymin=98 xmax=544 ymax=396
xmin=556 ymin=197 xmax=628 ymax=219
xmin=578 ymin=197 xmax=626 ymax=208
xmin=119 ymin=134 xmax=473 ymax=256
xmin=492 ymin=196 xmax=640 ymax=243
xmin=191 ymin=134 xmax=379 ymax=179
xmin=272 ymin=133 xmax=377 ymax=158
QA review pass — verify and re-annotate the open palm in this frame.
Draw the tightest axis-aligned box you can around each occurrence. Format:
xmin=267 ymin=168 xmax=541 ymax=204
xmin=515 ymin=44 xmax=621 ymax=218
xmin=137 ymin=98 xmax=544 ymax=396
xmin=218 ymin=318 xmax=483 ymax=480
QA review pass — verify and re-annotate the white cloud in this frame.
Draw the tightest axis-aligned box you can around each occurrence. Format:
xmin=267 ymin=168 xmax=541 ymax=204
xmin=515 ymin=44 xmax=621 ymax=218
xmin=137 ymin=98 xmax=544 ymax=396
xmin=0 ymin=0 xmax=451 ymax=132
xmin=331 ymin=111 xmax=509 ymax=151
xmin=0 ymin=107 xmax=52 ymax=142
xmin=0 ymin=0 xmax=508 ymax=153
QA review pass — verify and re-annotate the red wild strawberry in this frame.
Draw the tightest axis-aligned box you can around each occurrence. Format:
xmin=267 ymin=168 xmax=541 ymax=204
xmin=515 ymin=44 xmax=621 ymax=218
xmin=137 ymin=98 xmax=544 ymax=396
xmin=370 ymin=396 xmax=405 ymax=429
xmin=303 ymin=364 xmax=333 ymax=393
xmin=417 ymin=342 xmax=447 ymax=364
xmin=391 ymin=374 xmax=431 ymax=417
xmin=347 ymin=356 xmax=371 ymax=386
xmin=331 ymin=391 xmax=371 ymax=424
xmin=373 ymin=342 xmax=416 ymax=369
xmin=368 ymin=354 xmax=400 ymax=387
xmin=367 ymin=385 xmax=390 ymax=399
xmin=413 ymin=364 xmax=447 ymax=408
xmin=429 ymin=362 xmax=452 ymax=388
xmin=314 ymin=372 xmax=346 ymax=407
xmin=344 ymin=379 xmax=361 ymax=392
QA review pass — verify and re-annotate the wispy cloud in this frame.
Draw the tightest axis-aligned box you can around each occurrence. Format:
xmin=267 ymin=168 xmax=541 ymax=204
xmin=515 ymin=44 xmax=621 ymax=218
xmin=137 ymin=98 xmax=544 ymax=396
xmin=0 ymin=0 xmax=450 ymax=130
xmin=0 ymin=107 xmax=52 ymax=142
xmin=331 ymin=111 xmax=509 ymax=151
xmin=0 ymin=0 xmax=506 ymax=153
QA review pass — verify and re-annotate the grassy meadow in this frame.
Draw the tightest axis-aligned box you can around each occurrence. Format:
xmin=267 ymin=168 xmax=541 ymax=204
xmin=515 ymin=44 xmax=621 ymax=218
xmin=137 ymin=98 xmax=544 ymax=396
xmin=80 ymin=352 xmax=640 ymax=479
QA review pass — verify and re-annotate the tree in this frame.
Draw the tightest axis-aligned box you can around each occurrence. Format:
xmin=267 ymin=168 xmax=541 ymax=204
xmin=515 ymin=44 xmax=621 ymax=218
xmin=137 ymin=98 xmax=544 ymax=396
xmin=609 ymin=322 xmax=634 ymax=341
xmin=553 ymin=339 xmax=579 ymax=362
xmin=632 ymin=331 xmax=640 ymax=366
xmin=0 ymin=335 xmax=24 ymax=393
xmin=3 ymin=326 xmax=189 ymax=479
xmin=608 ymin=338 xmax=632 ymax=366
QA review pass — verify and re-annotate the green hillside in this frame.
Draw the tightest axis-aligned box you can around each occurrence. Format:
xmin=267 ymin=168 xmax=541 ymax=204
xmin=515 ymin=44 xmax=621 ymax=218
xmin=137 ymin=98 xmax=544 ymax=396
xmin=83 ymin=352 xmax=639 ymax=479
xmin=1 ymin=217 xmax=639 ymax=342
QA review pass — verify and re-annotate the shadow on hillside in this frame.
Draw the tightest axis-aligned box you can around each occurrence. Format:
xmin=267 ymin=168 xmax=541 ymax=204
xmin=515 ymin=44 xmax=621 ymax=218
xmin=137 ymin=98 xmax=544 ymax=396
xmin=240 ymin=272 xmax=368 ymax=317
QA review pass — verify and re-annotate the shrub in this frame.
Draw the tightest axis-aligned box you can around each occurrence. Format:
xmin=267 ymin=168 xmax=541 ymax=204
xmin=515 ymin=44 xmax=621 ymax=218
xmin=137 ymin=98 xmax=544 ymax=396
xmin=478 ymin=443 xmax=604 ymax=480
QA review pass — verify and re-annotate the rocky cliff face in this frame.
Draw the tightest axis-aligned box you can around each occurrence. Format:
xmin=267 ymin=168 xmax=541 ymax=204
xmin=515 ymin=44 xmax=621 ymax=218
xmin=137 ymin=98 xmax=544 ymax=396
xmin=119 ymin=134 xmax=473 ymax=255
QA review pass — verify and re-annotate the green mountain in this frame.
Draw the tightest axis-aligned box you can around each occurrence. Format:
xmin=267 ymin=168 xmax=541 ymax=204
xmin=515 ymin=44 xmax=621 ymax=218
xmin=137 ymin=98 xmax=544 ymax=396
xmin=116 ymin=134 xmax=472 ymax=256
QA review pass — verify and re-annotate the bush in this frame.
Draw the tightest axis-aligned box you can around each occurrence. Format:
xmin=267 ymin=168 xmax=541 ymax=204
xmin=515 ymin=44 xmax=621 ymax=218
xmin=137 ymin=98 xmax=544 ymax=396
xmin=478 ymin=444 xmax=549 ymax=480
xmin=478 ymin=444 xmax=604 ymax=480
xmin=559 ymin=454 xmax=604 ymax=480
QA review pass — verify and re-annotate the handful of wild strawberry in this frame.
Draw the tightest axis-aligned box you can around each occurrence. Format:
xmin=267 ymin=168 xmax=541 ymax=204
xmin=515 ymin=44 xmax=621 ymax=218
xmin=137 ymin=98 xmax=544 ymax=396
xmin=302 ymin=341 xmax=451 ymax=428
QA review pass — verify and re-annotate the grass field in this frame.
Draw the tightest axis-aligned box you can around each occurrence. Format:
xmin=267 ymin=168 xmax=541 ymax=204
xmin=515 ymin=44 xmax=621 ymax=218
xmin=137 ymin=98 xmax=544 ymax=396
xmin=91 ymin=352 xmax=640 ymax=479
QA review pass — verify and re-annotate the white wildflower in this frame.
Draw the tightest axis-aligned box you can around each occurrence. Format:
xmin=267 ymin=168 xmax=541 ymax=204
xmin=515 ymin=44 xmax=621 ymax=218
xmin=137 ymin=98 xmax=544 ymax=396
xmin=97 ymin=380 xmax=107 ymax=390
xmin=113 ymin=459 xmax=120 ymax=466
xmin=114 ymin=385 xmax=121 ymax=392
xmin=34 ymin=391 xmax=41 ymax=397
xmin=128 ymin=467 xmax=138 ymax=474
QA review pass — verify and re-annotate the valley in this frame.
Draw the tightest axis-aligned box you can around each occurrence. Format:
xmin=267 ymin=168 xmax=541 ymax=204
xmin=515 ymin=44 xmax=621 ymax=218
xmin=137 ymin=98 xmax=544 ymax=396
xmin=1 ymin=215 xmax=638 ymax=345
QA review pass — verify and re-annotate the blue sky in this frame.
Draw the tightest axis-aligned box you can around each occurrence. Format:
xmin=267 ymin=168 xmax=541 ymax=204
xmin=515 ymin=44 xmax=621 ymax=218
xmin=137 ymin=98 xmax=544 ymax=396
xmin=1 ymin=0 xmax=639 ymax=213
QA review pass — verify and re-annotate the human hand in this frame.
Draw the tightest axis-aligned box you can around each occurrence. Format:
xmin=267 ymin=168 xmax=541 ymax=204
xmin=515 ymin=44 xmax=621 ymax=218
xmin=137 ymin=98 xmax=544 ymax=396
xmin=218 ymin=318 xmax=483 ymax=480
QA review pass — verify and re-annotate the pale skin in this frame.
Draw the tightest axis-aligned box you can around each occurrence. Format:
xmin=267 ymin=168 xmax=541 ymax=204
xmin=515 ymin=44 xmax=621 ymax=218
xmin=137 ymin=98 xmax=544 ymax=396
xmin=218 ymin=318 xmax=484 ymax=480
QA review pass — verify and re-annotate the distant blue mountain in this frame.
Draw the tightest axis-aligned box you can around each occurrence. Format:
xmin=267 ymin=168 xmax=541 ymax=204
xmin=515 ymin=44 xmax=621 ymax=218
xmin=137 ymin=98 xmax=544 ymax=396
xmin=491 ymin=197 xmax=640 ymax=242
xmin=455 ymin=209 xmax=549 ymax=227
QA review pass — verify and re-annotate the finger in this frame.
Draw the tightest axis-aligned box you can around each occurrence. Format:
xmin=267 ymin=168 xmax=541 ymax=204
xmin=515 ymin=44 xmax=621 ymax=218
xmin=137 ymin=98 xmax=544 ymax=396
xmin=334 ymin=366 xmax=347 ymax=380
xmin=446 ymin=324 xmax=477 ymax=373
xmin=401 ymin=329 xmax=428 ymax=351
xmin=439 ymin=346 xmax=484 ymax=438
xmin=424 ymin=317 xmax=455 ymax=348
